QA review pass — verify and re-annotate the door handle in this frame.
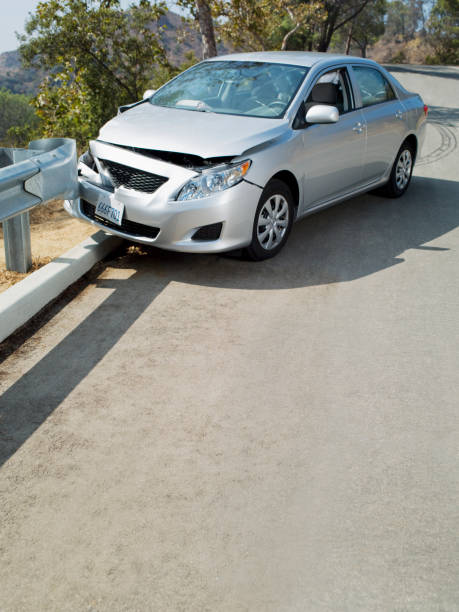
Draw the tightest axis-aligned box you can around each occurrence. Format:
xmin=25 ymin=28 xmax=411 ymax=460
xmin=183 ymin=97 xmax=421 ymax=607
xmin=395 ymin=110 xmax=403 ymax=119
xmin=352 ymin=122 xmax=364 ymax=134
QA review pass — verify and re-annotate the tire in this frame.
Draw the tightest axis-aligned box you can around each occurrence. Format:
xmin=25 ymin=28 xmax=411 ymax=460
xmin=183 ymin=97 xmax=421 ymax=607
xmin=244 ymin=179 xmax=294 ymax=261
xmin=376 ymin=141 xmax=415 ymax=198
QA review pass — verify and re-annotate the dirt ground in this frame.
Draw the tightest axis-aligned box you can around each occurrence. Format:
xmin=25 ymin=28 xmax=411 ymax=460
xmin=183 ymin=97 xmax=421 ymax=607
xmin=0 ymin=200 xmax=94 ymax=292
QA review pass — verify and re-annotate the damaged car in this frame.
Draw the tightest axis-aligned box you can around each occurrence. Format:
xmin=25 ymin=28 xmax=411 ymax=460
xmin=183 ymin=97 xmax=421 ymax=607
xmin=66 ymin=52 xmax=427 ymax=260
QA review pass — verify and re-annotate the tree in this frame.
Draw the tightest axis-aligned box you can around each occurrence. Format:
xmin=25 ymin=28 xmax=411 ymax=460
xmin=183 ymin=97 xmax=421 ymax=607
xmin=195 ymin=0 xmax=218 ymax=57
xmin=406 ymin=0 xmax=428 ymax=34
xmin=315 ymin=0 xmax=373 ymax=51
xmin=426 ymin=0 xmax=459 ymax=63
xmin=19 ymin=0 xmax=172 ymax=147
xmin=275 ymin=1 xmax=325 ymax=51
xmin=216 ymin=0 xmax=274 ymax=51
xmin=182 ymin=0 xmax=387 ymax=56
xmin=32 ymin=64 xmax=98 ymax=148
xmin=0 ymin=89 xmax=40 ymax=145
xmin=385 ymin=0 xmax=426 ymax=41
xmin=336 ymin=0 xmax=386 ymax=57
xmin=217 ymin=0 xmax=325 ymax=52
xmin=176 ymin=0 xmax=218 ymax=58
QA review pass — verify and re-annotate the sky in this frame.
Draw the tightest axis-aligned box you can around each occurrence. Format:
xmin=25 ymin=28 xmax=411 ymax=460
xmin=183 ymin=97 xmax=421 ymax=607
xmin=0 ymin=0 xmax=149 ymax=53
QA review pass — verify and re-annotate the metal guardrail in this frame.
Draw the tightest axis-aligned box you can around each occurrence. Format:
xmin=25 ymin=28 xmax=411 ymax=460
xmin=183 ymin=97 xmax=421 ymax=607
xmin=0 ymin=138 xmax=78 ymax=273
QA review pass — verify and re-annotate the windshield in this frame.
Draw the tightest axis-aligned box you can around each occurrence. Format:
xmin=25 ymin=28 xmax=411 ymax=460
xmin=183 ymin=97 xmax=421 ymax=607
xmin=150 ymin=61 xmax=309 ymax=119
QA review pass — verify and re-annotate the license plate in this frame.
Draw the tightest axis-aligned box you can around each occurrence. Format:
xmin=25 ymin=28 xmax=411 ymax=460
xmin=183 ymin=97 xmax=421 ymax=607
xmin=95 ymin=193 xmax=124 ymax=226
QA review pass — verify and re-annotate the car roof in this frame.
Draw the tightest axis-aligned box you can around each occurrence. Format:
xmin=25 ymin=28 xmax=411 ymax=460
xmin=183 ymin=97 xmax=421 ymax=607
xmin=207 ymin=51 xmax=376 ymax=69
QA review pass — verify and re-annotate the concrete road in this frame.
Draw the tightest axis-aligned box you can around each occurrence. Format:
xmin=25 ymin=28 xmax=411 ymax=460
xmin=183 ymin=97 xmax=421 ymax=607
xmin=1 ymin=66 xmax=458 ymax=612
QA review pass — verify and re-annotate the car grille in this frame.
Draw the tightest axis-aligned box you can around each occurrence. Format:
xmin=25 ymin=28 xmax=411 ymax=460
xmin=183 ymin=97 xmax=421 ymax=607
xmin=80 ymin=200 xmax=160 ymax=239
xmin=99 ymin=158 xmax=168 ymax=193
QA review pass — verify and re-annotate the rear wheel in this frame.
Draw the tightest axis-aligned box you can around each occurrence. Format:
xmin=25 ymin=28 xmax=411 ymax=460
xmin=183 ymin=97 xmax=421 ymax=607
xmin=376 ymin=141 xmax=415 ymax=198
xmin=245 ymin=179 xmax=294 ymax=261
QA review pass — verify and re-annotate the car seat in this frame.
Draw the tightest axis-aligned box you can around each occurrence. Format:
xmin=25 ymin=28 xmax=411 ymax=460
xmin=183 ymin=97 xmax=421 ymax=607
xmin=304 ymin=82 xmax=339 ymax=113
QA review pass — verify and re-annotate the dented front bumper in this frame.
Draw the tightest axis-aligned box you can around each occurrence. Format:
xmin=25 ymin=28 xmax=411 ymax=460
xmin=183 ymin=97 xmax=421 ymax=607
xmin=65 ymin=140 xmax=262 ymax=253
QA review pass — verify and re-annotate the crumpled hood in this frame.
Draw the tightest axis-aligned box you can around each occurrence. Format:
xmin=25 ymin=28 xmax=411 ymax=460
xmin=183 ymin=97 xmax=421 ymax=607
xmin=98 ymin=103 xmax=288 ymax=159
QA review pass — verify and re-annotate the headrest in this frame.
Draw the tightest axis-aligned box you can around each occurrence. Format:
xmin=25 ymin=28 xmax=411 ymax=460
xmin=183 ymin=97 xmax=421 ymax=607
xmin=310 ymin=82 xmax=338 ymax=104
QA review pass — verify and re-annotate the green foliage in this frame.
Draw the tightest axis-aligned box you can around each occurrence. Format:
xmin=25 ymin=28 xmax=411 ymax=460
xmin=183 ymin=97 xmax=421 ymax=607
xmin=9 ymin=0 xmax=457 ymax=153
xmin=19 ymin=0 xmax=175 ymax=148
xmin=426 ymin=0 xmax=459 ymax=64
xmin=386 ymin=0 xmax=426 ymax=41
xmin=33 ymin=64 xmax=97 ymax=148
xmin=217 ymin=0 xmax=326 ymax=51
xmin=0 ymin=88 xmax=40 ymax=146
xmin=390 ymin=49 xmax=408 ymax=63
xmin=332 ymin=0 xmax=386 ymax=57
xmin=216 ymin=0 xmax=274 ymax=51
xmin=150 ymin=51 xmax=199 ymax=89
xmin=217 ymin=0 xmax=389 ymax=53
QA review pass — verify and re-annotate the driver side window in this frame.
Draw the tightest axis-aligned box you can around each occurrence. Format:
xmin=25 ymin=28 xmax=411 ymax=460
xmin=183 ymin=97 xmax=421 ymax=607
xmin=305 ymin=68 xmax=354 ymax=115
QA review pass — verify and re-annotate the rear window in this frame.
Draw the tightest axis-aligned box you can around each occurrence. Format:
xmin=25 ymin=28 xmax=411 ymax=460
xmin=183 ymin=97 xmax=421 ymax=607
xmin=353 ymin=66 xmax=396 ymax=108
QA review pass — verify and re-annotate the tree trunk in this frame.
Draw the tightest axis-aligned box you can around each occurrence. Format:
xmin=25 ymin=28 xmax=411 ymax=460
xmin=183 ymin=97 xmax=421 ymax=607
xmin=316 ymin=8 xmax=339 ymax=52
xmin=281 ymin=23 xmax=301 ymax=50
xmin=317 ymin=0 xmax=371 ymax=51
xmin=345 ymin=22 xmax=354 ymax=54
xmin=281 ymin=8 xmax=300 ymax=51
xmin=195 ymin=0 xmax=217 ymax=59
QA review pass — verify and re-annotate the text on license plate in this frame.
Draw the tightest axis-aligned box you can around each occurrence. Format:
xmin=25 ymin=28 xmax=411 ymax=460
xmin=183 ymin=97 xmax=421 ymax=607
xmin=95 ymin=194 xmax=124 ymax=226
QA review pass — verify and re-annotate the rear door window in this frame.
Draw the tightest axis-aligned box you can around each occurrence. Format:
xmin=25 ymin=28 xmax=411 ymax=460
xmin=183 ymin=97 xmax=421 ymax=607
xmin=352 ymin=66 xmax=396 ymax=108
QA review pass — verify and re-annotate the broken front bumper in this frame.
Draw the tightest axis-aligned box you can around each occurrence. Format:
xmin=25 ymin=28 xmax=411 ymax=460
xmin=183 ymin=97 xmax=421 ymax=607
xmin=65 ymin=140 xmax=262 ymax=253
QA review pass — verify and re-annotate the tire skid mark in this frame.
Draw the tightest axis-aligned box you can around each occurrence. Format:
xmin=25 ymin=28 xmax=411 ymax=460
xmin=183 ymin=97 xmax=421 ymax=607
xmin=417 ymin=121 xmax=457 ymax=166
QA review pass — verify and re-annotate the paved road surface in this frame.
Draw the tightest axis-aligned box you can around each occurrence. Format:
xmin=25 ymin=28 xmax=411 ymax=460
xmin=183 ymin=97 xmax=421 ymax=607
xmin=1 ymin=66 xmax=458 ymax=611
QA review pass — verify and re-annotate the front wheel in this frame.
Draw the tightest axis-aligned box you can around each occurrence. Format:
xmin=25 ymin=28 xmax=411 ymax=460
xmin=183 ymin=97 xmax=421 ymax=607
xmin=244 ymin=179 xmax=294 ymax=261
xmin=376 ymin=142 xmax=415 ymax=198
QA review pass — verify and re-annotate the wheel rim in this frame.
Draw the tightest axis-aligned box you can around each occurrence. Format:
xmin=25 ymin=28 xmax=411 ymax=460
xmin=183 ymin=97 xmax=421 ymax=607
xmin=395 ymin=149 xmax=412 ymax=190
xmin=257 ymin=194 xmax=289 ymax=251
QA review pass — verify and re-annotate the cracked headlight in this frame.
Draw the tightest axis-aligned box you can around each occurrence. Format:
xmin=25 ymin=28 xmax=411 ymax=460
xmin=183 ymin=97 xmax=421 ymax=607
xmin=177 ymin=160 xmax=251 ymax=201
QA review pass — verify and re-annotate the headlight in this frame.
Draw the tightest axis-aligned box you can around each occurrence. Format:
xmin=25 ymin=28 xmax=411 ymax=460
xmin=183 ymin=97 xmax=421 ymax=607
xmin=177 ymin=160 xmax=251 ymax=201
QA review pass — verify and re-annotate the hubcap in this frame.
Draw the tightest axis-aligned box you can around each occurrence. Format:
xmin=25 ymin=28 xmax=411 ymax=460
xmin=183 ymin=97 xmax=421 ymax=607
xmin=257 ymin=194 xmax=289 ymax=250
xmin=395 ymin=149 xmax=412 ymax=190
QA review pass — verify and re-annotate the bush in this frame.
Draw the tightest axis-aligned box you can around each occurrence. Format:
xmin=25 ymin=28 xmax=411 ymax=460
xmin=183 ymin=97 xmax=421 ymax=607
xmin=0 ymin=88 xmax=40 ymax=146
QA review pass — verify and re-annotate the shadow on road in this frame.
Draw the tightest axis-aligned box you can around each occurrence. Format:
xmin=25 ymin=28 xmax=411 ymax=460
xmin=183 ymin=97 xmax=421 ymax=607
xmin=0 ymin=175 xmax=458 ymax=466
xmin=386 ymin=65 xmax=459 ymax=81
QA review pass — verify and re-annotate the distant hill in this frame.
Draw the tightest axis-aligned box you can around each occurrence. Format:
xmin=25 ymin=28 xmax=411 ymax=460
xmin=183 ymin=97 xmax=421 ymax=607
xmin=156 ymin=11 xmax=203 ymax=64
xmin=0 ymin=50 xmax=43 ymax=94
xmin=0 ymin=11 xmax=208 ymax=96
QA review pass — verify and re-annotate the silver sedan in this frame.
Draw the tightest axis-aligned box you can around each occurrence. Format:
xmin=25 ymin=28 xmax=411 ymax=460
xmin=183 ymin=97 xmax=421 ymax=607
xmin=67 ymin=51 xmax=428 ymax=260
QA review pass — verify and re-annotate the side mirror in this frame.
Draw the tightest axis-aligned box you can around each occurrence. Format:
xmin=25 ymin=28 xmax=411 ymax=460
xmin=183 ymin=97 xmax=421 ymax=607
xmin=143 ymin=89 xmax=156 ymax=99
xmin=305 ymin=104 xmax=339 ymax=124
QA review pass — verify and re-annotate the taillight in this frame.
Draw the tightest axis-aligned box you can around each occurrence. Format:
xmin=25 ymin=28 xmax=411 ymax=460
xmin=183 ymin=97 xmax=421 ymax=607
xmin=423 ymin=104 xmax=428 ymax=116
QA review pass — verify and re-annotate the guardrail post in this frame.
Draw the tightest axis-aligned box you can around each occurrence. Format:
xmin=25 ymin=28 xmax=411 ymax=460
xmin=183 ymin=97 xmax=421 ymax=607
xmin=3 ymin=212 xmax=32 ymax=273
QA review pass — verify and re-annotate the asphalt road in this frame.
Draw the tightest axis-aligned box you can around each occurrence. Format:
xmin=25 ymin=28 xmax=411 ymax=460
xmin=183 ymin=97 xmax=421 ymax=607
xmin=1 ymin=66 xmax=458 ymax=612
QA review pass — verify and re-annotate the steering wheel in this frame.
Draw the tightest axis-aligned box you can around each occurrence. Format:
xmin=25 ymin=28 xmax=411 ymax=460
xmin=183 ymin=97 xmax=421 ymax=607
xmin=268 ymin=100 xmax=286 ymax=111
xmin=254 ymin=99 xmax=270 ymax=108
xmin=254 ymin=99 xmax=284 ymax=116
xmin=359 ymin=86 xmax=373 ymax=100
